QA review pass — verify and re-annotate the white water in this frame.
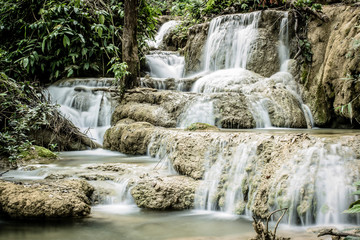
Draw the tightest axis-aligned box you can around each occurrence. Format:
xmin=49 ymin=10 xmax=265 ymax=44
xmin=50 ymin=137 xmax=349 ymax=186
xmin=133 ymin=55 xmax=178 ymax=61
xmin=177 ymin=97 xmax=216 ymax=128
xmin=147 ymin=20 xmax=180 ymax=49
xmin=192 ymin=138 xmax=360 ymax=226
xmin=270 ymin=143 xmax=358 ymax=225
xmin=203 ymin=12 xmax=261 ymax=71
xmin=278 ymin=12 xmax=290 ymax=72
xmin=47 ymin=78 xmax=115 ymax=144
xmin=145 ymin=51 xmax=185 ymax=79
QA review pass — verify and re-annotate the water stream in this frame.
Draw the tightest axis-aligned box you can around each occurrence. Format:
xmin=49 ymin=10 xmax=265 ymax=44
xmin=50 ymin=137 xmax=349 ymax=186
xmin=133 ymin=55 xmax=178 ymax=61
xmin=47 ymin=78 xmax=115 ymax=144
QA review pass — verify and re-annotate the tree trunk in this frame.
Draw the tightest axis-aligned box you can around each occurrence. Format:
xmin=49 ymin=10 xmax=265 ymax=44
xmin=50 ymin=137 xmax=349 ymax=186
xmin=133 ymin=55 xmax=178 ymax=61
xmin=122 ymin=0 xmax=139 ymax=89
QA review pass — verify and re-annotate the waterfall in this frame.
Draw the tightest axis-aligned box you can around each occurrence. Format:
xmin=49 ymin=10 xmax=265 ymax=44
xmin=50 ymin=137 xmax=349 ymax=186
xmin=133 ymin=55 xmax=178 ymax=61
xmin=145 ymin=51 xmax=185 ymax=79
xmin=177 ymin=97 xmax=216 ymax=128
xmin=278 ymin=12 xmax=290 ymax=72
xmin=47 ymin=78 xmax=115 ymax=144
xmin=144 ymin=20 xmax=185 ymax=85
xmin=191 ymin=136 xmax=359 ymax=226
xmin=270 ymin=143 xmax=358 ymax=225
xmin=203 ymin=12 xmax=261 ymax=71
xmin=147 ymin=20 xmax=180 ymax=49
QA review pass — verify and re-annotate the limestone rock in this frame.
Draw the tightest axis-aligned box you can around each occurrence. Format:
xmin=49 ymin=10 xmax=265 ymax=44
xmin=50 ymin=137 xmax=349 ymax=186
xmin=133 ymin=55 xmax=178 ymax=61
xmin=103 ymin=122 xmax=155 ymax=155
xmin=131 ymin=175 xmax=199 ymax=210
xmin=0 ymin=179 xmax=94 ymax=218
xmin=303 ymin=5 xmax=360 ymax=127
xmin=184 ymin=22 xmax=209 ymax=76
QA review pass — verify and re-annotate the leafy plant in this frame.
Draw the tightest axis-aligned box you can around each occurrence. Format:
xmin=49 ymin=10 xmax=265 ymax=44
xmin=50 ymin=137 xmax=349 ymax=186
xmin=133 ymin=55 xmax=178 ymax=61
xmin=0 ymin=0 xmax=158 ymax=84
xmin=344 ymin=181 xmax=360 ymax=214
xmin=0 ymin=72 xmax=57 ymax=160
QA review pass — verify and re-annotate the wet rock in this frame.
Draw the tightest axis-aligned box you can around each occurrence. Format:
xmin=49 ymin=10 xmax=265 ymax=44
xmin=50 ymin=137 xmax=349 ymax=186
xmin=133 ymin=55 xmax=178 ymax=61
xmin=184 ymin=22 xmax=209 ymax=76
xmin=111 ymin=89 xmax=195 ymax=128
xmin=131 ymin=175 xmax=199 ymax=210
xmin=0 ymin=179 xmax=94 ymax=218
xmin=303 ymin=5 xmax=360 ymax=127
xmin=186 ymin=123 xmax=219 ymax=131
xmin=103 ymin=122 xmax=155 ymax=155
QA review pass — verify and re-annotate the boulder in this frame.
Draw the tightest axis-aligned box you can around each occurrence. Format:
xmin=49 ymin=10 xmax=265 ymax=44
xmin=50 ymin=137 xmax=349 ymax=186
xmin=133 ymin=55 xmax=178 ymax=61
xmin=131 ymin=175 xmax=199 ymax=210
xmin=103 ymin=122 xmax=155 ymax=155
xmin=0 ymin=179 xmax=94 ymax=218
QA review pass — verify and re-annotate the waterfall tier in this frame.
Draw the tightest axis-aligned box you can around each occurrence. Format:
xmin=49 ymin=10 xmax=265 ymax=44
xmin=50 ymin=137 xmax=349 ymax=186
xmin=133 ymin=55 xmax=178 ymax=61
xmin=48 ymin=78 xmax=115 ymax=144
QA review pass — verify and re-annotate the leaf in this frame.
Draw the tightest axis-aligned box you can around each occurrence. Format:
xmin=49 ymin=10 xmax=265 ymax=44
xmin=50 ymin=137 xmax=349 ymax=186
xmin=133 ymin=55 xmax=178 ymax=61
xmin=348 ymin=103 xmax=352 ymax=117
xmin=349 ymin=199 xmax=360 ymax=209
xmin=63 ymin=35 xmax=70 ymax=47
xmin=84 ymin=62 xmax=89 ymax=70
xmin=42 ymin=39 xmax=46 ymax=53
xmin=97 ymin=27 xmax=103 ymax=38
xmin=99 ymin=15 xmax=105 ymax=24
xmin=81 ymin=48 xmax=88 ymax=56
xmin=352 ymin=190 xmax=360 ymax=195
xmin=23 ymin=58 xmax=29 ymax=68
xmin=343 ymin=204 xmax=360 ymax=214
xmin=67 ymin=69 xmax=74 ymax=77
xmin=354 ymin=181 xmax=360 ymax=186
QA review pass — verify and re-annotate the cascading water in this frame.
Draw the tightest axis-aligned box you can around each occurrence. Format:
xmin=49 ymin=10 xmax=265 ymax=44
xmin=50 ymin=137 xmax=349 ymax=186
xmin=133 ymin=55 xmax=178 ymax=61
xmin=177 ymin=97 xmax=216 ymax=128
xmin=47 ymin=78 xmax=115 ymax=144
xmin=270 ymin=143 xmax=359 ymax=225
xmin=278 ymin=12 xmax=290 ymax=72
xmin=191 ymin=135 xmax=360 ymax=226
xmin=145 ymin=20 xmax=185 ymax=82
xmin=203 ymin=12 xmax=261 ymax=71
xmin=147 ymin=20 xmax=180 ymax=49
xmin=145 ymin=51 xmax=185 ymax=79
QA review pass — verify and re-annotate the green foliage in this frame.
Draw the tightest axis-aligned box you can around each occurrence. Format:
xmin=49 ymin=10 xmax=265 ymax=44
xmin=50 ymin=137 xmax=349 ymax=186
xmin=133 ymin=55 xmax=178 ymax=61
xmin=344 ymin=181 xmax=360 ymax=214
xmin=0 ymin=72 xmax=57 ymax=160
xmin=294 ymin=0 xmax=322 ymax=11
xmin=107 ymin=58 xmax=129 ymax=87
xmin=299 ymin=39 xmax=313 ymax=63
xmin=0 ymin=0 xmax=158 ymax=84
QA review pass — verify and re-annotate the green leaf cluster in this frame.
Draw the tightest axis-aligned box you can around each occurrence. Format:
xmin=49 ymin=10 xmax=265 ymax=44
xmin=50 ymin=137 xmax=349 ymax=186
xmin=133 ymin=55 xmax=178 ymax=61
xmin=0 ymin=72 xmax=57 ymax=160
xmin=344 ymin=181 xmax=360 ymax=214
xmin=0 ymin=0 xmax=158 ymax=84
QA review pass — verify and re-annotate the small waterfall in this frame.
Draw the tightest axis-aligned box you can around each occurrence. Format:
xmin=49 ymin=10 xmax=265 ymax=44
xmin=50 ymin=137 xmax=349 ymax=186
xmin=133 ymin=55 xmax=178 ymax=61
xmin=270 ymin=143 xmax=358 ymax=225
xmin=203 ymin=12 xmax=261 ymax=71
xmin=192 ymin=137 xmax=359 ymax=226
xmin=145 ymin=51 xmax=185 ymax=79
xmin=47 ymin=78 xmax=114 ymax=144
xmin=177 ymin=97 xmax=216 ymax=128
xmin=147 ymin=20 xmax=180 ymax=49
xmin=278 ymin=12 xmax=290 ymax=72
xmin=194 ymin=140 xmax=258 ymax=214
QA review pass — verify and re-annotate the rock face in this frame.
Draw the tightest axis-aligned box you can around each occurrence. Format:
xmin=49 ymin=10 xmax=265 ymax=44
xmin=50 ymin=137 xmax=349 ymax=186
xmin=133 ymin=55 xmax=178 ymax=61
xmin=183 ymin=22 xmax=209 ymax=76
xmin=103 ymin=121 xmax=155 ymax=155
xmin=303 ymin=5 xmax=360 ymax=127
xmin=131 ymin=175 xmax=199 ymax=210
xmin=0 ymin=179 xmax=94 ymax=218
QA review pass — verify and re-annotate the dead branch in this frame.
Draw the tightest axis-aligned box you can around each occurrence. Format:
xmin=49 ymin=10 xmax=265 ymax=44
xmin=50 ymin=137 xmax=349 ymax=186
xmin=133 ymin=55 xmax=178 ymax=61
xmin=252 ymin=208 xmax=289 ymax=240
xmin=317 ymin=228 xmax=360 ymax=238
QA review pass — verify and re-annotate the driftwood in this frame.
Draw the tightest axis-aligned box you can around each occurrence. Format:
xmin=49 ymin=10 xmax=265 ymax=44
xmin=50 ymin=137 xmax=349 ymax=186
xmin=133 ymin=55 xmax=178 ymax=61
xmin=318 ymin=228 xmax=360 ymax=239
xmin=74 ymin=86 xmax=157 ymax=95
xmin=252 ymin=208 xmax=290 ymax=240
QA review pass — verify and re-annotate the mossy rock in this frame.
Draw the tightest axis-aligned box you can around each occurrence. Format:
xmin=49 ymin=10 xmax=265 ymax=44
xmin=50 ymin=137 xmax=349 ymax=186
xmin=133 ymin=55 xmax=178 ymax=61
xmin=185 ymin=123 xmax=219 ymax=131
xmin=19 ymin=146 xmax=58 ymax=164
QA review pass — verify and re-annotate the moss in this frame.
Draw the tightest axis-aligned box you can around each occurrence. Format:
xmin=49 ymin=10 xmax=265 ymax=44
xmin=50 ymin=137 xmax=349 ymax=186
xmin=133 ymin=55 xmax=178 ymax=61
xmin=20 ymin=145 xmax=57 ymax=161
xmin=185 ymin=122 xmax=219 ymax=131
